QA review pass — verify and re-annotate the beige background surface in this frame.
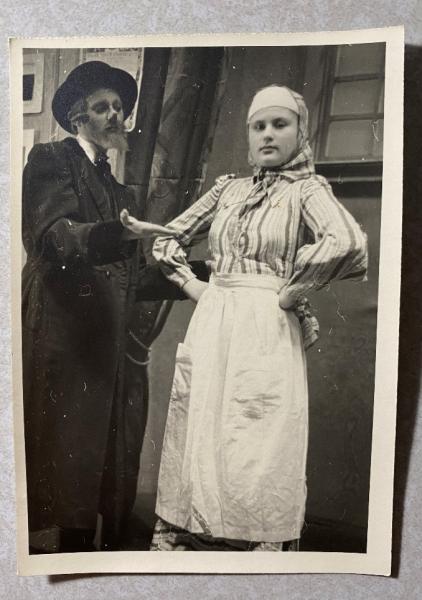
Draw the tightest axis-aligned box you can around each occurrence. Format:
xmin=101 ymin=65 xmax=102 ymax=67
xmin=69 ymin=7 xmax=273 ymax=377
xmin=2 ymin=1 xmax=421 ymax=598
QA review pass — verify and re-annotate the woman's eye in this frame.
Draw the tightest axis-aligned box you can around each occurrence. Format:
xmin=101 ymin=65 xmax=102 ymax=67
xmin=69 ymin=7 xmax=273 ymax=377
xmin=274 ymin=120 xmax=286 ymax=128
xmin=113 ymin=103 xmax=122 ymax=112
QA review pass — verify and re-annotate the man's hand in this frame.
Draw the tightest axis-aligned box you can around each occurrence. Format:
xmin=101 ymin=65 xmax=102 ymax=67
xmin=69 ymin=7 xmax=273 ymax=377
xmin=182 ymin=278 xmax=209 ymax=303
xmin=120 ymin=209 xmax=174 ymax=240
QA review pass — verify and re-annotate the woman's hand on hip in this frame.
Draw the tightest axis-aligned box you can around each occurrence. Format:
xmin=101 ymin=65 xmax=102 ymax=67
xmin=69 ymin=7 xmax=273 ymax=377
xmin=120 ymin=209 xmax=174 ymax=240
xmin=182 ymin=278 xmax=209 ymax=303
xmin=278 ymin=286 xmax=296 ymax=310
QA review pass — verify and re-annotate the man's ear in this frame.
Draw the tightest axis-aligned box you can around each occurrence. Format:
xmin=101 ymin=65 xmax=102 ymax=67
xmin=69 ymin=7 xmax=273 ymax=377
xmin=71 ymin=114 xmax=89 ymax=134
xmin=77 ymin=114 xmax=90 ymax=126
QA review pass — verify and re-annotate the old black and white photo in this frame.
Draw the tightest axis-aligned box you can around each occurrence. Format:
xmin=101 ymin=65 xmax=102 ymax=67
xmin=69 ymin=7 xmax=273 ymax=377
xmin=10 ymin=29 xmax=403 ymax=575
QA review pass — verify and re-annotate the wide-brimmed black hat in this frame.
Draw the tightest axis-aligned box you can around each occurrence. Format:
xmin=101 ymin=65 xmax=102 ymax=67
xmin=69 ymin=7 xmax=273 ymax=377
xmin=52 ymin=60 xmax=138 ymax=133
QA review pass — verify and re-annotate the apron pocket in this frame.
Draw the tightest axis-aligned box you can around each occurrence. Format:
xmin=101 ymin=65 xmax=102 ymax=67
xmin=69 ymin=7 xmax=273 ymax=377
xmin=169 ymin=343 xmax=192 ymax=403
xmin=231 ymin=351 xmax=288 ymax=417
xmin=158 ymin=343 xmax=193 ymax=511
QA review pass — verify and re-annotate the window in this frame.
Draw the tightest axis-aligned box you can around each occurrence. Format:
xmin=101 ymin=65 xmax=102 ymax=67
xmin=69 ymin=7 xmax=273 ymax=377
xmin=23 ymin=74 xmax=35 ymax=102
xmin=23 ymin=53 xmax=44 ymax=114
xmin=317 ymin=43 xmax=385 ymax=163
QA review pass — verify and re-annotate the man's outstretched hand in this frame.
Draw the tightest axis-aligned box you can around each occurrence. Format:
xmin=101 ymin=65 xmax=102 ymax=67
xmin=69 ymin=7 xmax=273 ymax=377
xmin=120 ymin=209 xmax=174 ymax=240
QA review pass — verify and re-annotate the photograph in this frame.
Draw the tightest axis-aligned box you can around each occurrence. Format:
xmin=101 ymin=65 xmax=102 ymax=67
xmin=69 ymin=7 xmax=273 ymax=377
xmin=10 ymin=28 xmax=403 ymax=575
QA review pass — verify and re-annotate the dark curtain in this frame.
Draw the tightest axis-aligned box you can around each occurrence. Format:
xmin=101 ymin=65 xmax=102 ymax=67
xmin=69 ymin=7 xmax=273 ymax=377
xmin=120 ymin=47 xmax=229 ymax=525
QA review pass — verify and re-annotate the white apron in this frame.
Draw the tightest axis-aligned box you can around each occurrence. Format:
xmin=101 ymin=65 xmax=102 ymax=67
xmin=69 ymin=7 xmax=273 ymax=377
xmin=156 ymin=273 xmax=308 ymax=543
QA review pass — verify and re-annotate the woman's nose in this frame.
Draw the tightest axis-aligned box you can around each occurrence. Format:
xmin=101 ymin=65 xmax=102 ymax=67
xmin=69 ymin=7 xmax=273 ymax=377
xmin=262 ymin=125 xmax=274 ymax=140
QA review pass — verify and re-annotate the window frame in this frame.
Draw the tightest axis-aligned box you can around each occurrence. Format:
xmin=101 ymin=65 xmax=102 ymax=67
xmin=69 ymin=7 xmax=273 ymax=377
xmin=315 ymin=44 xmax=385 ymax=179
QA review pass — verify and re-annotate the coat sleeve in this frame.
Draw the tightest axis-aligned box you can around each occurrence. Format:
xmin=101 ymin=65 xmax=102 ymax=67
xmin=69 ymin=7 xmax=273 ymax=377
xmin=22 ymin=143 xmax=135 ymax=266
xmin=152 ymin=175 xmax=233 ymax=288
xmin=281 ymin=176 xmax=368 ymax=302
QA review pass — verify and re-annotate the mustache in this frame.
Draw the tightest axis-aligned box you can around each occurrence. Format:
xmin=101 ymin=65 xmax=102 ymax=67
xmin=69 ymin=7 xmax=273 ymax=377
xmin=105 ymin=120 xmax=125 ymax=133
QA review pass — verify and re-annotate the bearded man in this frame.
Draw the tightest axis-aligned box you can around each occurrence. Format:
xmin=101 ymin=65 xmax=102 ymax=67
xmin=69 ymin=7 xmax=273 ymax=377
xmin=22 ymin=61 xmax=207 ymax=553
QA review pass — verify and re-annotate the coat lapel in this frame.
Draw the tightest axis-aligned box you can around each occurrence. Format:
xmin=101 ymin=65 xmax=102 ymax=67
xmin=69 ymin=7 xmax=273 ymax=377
xmin=80 ymin=161 xmax=114 ymax=221
xmin=63 ymin=137 xmax=113 ymax=222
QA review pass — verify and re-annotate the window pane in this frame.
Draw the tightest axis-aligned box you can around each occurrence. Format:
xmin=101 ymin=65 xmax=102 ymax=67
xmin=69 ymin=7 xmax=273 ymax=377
xmin=335 ymin=44 xmax=385 ymax=76
xmin=372 ymin=119 xmax=384 ymax=157
xmin=325 ymin=120 xmax=380 ymax=159
xmin=378 ymin=84 xmax=385 ymax=113
xmin=331 ymin=80 xmax=381 ymax=115
xmin=23 ymin=74 xmax=35 ymax=101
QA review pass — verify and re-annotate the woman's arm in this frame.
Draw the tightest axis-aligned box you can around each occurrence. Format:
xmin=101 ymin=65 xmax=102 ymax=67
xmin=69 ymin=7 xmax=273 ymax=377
xmin=279 ymin=176 xmax=368 ymax=307
xmin=151 ymin=176 xmax=233 ymax=291
xmin=135 ymin=260 xmax=210 ymax=302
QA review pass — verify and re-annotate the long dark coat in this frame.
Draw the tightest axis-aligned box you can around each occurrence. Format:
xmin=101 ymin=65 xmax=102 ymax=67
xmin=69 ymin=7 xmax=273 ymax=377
xmin=22 ymin=137 xmax=206 ymax=535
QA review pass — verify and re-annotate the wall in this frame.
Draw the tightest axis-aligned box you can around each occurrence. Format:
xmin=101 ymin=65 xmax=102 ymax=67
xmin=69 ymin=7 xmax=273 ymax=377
xmin=23 ymin=49 xmax=57 ymax=143
xmin=139 ymin=46 xmax=380 ymax=539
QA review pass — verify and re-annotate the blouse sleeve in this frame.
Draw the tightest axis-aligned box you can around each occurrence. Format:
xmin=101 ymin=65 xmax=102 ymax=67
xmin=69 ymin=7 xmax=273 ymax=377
xmin=152 ymin=175 xmax=234 ymax=288
xmin=282 ymin=176 xmax=368 ymax=301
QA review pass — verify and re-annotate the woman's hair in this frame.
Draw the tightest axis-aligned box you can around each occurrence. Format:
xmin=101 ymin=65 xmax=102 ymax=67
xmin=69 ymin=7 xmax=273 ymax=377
xmin=67 ymin=97 xmax=89 ymax=134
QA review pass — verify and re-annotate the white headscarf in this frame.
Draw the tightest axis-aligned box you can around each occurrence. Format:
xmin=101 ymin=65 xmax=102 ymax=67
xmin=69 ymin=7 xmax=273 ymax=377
xmin=247 ymin=86 xmax=299 ymax=122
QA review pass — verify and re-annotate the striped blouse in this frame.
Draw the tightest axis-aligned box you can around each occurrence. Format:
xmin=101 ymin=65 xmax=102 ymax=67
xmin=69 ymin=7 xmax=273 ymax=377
xmin=152 ymin=172 xmax=368 ymax=303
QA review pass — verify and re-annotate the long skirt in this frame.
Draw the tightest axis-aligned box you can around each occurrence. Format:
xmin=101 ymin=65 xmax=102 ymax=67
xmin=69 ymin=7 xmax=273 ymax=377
xmin=150 ymin=517 xmax=300 ymax=551
xmin=155 ymin=273 xmax=308 ymax=543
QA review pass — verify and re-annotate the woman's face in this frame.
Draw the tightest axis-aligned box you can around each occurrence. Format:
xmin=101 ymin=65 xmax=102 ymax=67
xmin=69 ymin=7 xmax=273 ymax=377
xmin=248 ymin=107 xmax=300 ymax=168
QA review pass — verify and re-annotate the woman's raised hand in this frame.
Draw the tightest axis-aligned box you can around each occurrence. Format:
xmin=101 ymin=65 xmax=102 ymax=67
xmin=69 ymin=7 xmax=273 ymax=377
xmin=120 ymin=209 xmax=174 ymax=240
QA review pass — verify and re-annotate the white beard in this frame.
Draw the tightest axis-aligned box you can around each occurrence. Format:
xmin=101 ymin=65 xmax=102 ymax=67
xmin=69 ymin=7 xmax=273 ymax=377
xmin=84 ymin=122 xmax=129 ymax=153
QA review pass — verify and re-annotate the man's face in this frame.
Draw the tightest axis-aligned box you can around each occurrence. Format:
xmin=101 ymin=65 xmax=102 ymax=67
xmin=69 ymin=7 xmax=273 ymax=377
xmin=248 ymin=107 xmax=299 ymax=168
xmin=78 ymin=88 xmax=128 ymax=152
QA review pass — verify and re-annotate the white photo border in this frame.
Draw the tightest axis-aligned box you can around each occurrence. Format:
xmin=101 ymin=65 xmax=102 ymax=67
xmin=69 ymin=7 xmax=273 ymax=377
xmin=10 ymin=26 xmax=404 ymax=576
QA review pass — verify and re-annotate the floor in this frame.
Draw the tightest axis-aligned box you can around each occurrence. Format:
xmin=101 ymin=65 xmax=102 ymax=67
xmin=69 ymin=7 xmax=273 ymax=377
xmin=120 ymin=492 xmax=367 ymax=553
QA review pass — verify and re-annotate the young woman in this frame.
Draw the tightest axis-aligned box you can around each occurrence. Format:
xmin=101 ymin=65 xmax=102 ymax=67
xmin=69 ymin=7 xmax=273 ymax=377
xmin=122 ymin=85 xmax=368 ymax=551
